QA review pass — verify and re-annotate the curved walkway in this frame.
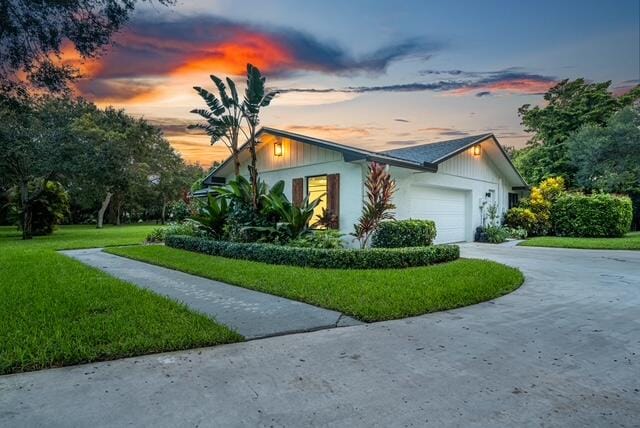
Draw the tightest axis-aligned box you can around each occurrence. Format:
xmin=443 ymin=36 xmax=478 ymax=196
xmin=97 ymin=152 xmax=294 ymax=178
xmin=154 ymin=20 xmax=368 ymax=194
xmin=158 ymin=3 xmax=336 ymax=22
xmin=2 ymin=245 xmax=639 ymax=427
xmin=61 ymin=248 xmax=361 ymax=339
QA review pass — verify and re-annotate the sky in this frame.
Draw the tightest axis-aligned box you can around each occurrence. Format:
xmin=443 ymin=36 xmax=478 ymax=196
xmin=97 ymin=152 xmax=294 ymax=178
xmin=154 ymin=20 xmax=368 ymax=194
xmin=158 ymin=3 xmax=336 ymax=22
xmin=68 ymin=0 xmax=640 ymax=166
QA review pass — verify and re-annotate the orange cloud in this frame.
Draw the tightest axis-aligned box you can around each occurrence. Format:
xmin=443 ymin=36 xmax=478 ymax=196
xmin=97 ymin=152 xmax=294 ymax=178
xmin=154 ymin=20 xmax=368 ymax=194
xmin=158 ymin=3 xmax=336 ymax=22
xmin=170 ymin=33 xmax=296 ymax=77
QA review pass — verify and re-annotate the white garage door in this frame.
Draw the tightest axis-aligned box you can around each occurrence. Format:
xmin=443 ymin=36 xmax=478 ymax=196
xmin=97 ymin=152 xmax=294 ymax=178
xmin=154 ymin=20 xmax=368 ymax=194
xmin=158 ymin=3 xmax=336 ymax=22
xmin=409 ymin=186 xmax=468 ymax=243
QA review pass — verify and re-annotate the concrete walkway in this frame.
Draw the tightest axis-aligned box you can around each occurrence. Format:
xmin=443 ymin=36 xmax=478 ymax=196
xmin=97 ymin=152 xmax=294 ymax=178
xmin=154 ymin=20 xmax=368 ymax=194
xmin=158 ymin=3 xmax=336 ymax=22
xmin=61 ymin=248 xmax=361 ymax=339
xmin=2 ymin=245 xmax=639 ymax=427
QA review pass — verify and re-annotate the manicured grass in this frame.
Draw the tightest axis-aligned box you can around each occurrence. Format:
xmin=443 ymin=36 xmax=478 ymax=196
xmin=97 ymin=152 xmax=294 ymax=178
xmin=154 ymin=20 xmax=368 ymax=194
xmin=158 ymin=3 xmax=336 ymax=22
xmin=0 ymin=225 xmax=242 ymax=375
xmin=107 ymin=245 xmax=524 ymax=323
xmin=519 ymin=231 xmax=640 ymax=250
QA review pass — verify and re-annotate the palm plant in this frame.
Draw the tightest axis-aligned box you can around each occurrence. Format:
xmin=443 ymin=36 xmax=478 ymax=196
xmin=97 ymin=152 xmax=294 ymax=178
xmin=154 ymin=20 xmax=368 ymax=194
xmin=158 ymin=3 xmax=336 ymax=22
xmin=352 ymin=162 xmax=397 ymax=248
xmin=189 ymin=75 xmax=244 ymax=176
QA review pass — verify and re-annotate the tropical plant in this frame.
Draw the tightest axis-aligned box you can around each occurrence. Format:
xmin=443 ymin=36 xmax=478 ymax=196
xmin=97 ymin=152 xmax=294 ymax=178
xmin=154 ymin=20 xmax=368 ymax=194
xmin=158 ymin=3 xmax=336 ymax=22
xmin=288 ymin=230 xmax=344 ymax=249
xmin=241 ymin=64 xmax=279 ymax=210
xmin=189 ymin=75 xmax=244 ymax=176
xmin=190 ymin=64 xmax=278 ymax=211
xmin=256 ymin=193 xmax=322 ymax=241
xmin=312 ymin=207 xmax=339 ymax=229
xmin=7 ymin=180 xmax=70 ymax=236
xmin=352 ymin=162 xmax=397 ymax=248
xmin=190 ymin=194 xmax=229 ymax=238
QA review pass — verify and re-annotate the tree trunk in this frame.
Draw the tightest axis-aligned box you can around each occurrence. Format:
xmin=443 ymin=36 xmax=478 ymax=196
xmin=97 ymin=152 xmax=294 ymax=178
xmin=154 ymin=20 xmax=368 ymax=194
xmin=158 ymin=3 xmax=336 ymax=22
xmin=160 ymin=198 xmax=167 ymax=225
xmin=97 ymin=192 xmax=113 ymax=229
xmin=19 ymin=181 xmax=32 ymax=240
xmin=248 ymin=129 xmax=259 ymax=211
xmin=115 ymin=199 xmax=121 ymax=226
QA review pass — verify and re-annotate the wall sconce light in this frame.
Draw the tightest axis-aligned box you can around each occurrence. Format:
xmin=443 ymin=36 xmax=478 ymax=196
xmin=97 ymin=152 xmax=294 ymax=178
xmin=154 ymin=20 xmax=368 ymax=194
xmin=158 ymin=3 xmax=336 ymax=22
xmin=473 ymin=144 xmax=481 ymax=156
xmin=274 ymin=141 xmax=283 ymax=157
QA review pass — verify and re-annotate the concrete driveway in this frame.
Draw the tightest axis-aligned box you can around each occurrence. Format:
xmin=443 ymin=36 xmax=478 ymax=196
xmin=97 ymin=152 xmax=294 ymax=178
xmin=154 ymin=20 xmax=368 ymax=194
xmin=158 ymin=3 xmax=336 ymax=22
xmin=1 ymin=244 xmax=639 ymax=427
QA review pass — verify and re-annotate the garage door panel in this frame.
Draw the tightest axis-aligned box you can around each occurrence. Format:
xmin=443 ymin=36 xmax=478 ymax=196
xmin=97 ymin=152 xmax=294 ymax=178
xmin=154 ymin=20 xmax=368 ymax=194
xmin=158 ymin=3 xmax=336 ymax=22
xmin=409 ymin=186 xmax=467 ymax=243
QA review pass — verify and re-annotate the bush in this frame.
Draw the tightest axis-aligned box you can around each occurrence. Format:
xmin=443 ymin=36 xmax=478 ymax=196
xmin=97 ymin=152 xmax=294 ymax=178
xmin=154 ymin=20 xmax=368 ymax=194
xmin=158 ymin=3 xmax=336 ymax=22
xmin=288 ymin=230 xmax=344 ymax=249
xmin=552 ymin=193 xmax=633 ymax=237
xmin=167 ymin=200 xmax=191 ymax=223
xmin=146 ymin=221 xmax=205 ymax=243
xmin=505 ymin=207 xmax=537 ymax=234
xmin=166 ymin=235 xmax=459 ymax=269
xmin=371 ymin=219 xmax=436 ymax=248
xmin=146 ymin=227 xmax=165 ymax=243
xmin=484 ymin=226 xmax=509 ymax=243
xmin=507 ymin=177 xmax=566 ymax=236
xmin=475 ymin=225 xmax=511 ymax=243
xmin=504 ymin=227 xmax=528 ymax=240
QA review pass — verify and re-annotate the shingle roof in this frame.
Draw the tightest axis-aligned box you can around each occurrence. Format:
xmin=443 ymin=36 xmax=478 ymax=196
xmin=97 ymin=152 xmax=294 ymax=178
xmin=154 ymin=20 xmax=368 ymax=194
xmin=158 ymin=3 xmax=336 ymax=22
xmin=382 ymin=134 xmax=493 ymax=164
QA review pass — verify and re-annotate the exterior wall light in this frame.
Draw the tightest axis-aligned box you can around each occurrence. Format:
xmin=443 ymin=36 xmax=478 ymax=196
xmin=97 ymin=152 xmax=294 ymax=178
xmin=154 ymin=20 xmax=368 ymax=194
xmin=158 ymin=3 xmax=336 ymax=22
xmin=274 ymin=141 xmax=283 ymax=157
xmin=473 ymin=144 xmax=481 ymax=156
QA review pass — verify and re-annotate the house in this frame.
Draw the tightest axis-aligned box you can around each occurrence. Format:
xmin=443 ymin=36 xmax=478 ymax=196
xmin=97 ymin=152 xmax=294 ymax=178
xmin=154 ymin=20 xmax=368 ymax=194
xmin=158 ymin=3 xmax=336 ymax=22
xmin=198 ymin=127 xmax=528 ymax=244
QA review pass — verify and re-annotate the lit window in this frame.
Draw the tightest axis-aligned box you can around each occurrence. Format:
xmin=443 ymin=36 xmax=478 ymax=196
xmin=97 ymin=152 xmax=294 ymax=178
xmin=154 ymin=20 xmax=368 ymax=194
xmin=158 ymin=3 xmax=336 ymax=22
xmin=307 ymin=175 xmax=327 ymax=229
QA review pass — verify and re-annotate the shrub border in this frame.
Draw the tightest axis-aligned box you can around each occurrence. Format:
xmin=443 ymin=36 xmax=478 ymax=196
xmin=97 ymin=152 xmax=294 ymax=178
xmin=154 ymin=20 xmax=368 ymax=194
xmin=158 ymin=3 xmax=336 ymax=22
xmin=165 ymin=235 xmax=459 ymax=269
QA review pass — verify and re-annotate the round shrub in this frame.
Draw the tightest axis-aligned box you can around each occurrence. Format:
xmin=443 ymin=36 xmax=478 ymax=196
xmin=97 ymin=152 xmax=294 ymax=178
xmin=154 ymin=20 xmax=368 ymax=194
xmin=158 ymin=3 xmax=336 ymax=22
xmin=552 ymin=193 xmax=633 ymax=237
xmin=166 ymin=235 xmax=459 ymax=269
xmin=371 ymin=219 xmax=436 ymax=248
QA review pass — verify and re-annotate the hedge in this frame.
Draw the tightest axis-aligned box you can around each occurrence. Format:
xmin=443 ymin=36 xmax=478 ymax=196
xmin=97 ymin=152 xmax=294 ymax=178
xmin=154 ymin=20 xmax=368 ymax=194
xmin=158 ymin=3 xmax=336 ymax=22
xmin=552 ymin=193 xmax=633 ymax=237
xmin=165 ymin=235 xmax=459 ymax=269
xmin=371 ymin=219 xmax=436 ymax=248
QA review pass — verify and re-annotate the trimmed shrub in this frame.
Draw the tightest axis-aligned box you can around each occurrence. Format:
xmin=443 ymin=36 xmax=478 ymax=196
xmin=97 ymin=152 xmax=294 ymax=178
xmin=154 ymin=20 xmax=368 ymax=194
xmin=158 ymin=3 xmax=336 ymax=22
xmin=553 ymin=193 xmax=633 ymax=237
xmin=166 ymin=235 xmax=459 ymax=269
xmin=371 ymin=219 xmax=436 ymax=248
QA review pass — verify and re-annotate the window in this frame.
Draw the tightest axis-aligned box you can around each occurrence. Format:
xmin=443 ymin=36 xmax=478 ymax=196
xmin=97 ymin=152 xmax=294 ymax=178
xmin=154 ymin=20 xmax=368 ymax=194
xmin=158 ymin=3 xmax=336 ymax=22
xmin=508 ymin=192 xmax=519 ymax=209
xmin=307 ymin=175 xmax=327 ymax=228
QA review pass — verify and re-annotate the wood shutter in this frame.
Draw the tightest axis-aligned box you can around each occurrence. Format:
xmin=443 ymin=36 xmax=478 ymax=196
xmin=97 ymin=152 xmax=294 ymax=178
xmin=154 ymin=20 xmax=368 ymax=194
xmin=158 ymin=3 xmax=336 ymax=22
xmin=327 ymin=174 xmax=340 ymax=229
xmin=292 ymin=178 xmax=304 ymax=207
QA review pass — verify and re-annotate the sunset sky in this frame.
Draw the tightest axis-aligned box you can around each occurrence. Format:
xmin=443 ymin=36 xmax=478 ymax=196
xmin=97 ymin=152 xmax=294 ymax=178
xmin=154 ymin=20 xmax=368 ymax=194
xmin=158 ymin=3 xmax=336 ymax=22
xmin=70 ymin=0 xmax=639 ymax=167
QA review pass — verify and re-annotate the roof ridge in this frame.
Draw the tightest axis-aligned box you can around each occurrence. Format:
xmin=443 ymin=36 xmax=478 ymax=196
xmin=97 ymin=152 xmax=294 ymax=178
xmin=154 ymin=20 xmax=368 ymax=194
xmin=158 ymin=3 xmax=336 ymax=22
xmin=382 ymin=133 xmax=493 ymax=154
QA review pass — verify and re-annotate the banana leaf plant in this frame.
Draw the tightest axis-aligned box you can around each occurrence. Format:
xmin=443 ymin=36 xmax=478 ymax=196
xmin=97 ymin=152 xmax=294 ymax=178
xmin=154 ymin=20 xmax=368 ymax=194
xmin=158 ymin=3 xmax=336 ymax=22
xmin=189 ymin=194 xmax=229 ymax=238
xmin=245 ymin=192 xmax=322 ymax=241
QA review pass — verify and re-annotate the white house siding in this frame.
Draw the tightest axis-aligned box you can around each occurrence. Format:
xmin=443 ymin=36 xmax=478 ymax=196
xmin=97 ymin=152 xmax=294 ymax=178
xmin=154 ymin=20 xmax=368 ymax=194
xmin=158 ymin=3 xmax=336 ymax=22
xmin=392 ymin=143 xmax=512 ymax=242
xmin=222 ymin=136 xmax=365 ymax=242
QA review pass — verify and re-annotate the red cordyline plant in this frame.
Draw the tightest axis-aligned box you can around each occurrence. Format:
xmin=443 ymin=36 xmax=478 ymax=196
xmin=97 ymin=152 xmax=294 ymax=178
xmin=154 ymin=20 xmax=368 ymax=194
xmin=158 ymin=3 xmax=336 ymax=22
xmin=352 ymin=162 xmax=397 ymax=248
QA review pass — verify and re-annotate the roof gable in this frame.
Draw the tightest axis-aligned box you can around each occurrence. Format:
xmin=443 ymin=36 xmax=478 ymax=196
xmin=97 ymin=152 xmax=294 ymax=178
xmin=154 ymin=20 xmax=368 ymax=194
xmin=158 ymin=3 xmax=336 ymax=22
xmin=382 ymin=134 xmax=492 ymax=164
xmin=204 ymin=128 xmax=527 ymax=187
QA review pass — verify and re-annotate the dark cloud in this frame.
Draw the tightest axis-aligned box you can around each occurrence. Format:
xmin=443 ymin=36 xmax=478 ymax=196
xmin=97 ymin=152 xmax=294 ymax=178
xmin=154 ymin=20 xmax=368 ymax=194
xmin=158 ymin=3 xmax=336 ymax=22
xmin=394 ymin=118 xmax=410 ymax=122
xmin=75 ymin=79 xmax=156 ymax=102
xmin=476 ymin=91 xmax=492 ymax=97
xmin=86 ymin=15 xmax=442 ymax=80
xmin=278 ymin=68 xmax=556 ymax=96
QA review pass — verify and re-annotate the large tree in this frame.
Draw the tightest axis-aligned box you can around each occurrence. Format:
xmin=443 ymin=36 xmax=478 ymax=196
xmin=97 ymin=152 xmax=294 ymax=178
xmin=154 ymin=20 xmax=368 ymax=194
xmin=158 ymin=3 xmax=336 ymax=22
xmin=0 ymin=95 xmax=91 ymax=238
xmin=568 ymin=106 xmax=640 ymax=228
xmin=0 ymin=0 xmax=172 ymax=93
xmin=516 ymin=79 xmax=639 ymax=185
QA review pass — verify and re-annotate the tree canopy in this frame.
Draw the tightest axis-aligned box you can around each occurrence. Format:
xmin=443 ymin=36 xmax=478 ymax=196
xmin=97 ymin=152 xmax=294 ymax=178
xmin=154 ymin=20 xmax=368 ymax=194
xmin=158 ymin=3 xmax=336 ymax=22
xmin=0 ymin=0 xmax=172 ymax=93
xmin=515 ymin=79 xmax=639 ymax=185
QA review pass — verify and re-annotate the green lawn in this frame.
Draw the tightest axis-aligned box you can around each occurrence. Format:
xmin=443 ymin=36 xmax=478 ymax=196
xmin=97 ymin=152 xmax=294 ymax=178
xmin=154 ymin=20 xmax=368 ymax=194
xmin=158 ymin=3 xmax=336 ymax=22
xmin=0 ymin=225 xmax=242 ymax=375
xmin=519 ymin=231 xmax=640 ymax=250
xmin=107 ymin=245 xmax=524 ymax=323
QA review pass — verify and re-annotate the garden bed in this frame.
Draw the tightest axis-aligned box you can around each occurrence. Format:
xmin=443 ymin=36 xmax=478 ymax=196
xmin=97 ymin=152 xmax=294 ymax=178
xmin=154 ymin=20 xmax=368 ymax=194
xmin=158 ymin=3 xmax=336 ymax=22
xmin=107 ymin=245 xmax=524 ymax=322
xmin=165 ymin=235 xmax=459 ymax=269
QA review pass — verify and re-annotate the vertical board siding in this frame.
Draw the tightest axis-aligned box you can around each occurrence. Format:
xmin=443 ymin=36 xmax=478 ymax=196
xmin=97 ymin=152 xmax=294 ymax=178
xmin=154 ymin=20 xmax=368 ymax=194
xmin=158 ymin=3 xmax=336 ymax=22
xmin=247 ymin=136 xmax=342 ymax=173
xmin=438 ymin=146 xmax=500 ymax=183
